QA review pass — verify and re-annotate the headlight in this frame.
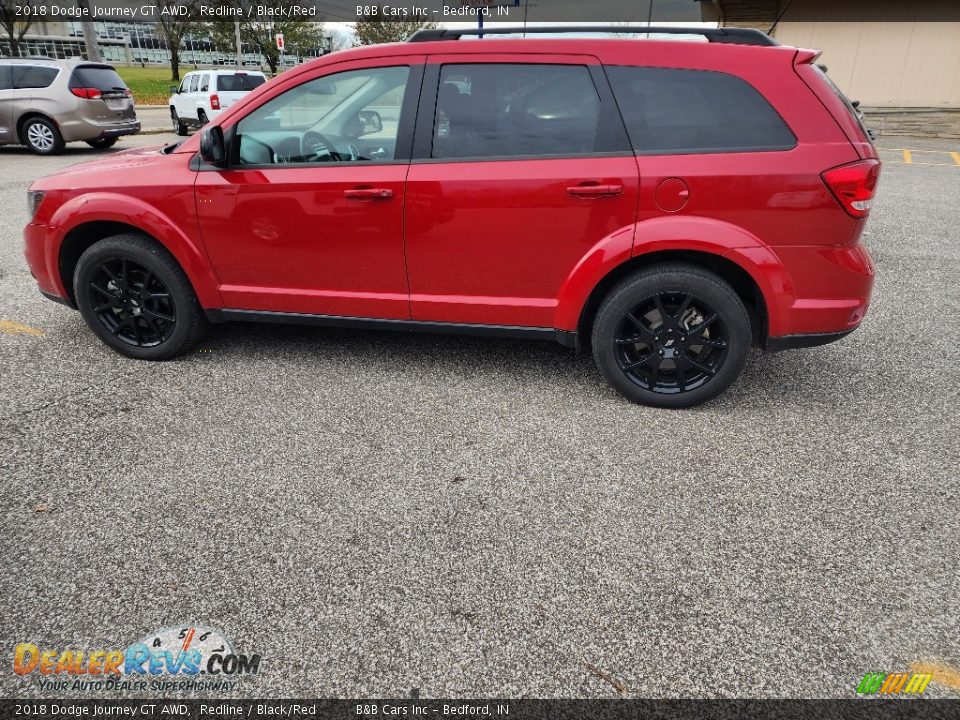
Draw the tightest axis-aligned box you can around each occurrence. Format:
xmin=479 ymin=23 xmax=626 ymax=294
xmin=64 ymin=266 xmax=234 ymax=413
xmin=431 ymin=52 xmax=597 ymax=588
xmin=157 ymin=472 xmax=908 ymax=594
xmin=27 ymin=191 xmax=45 ymax=221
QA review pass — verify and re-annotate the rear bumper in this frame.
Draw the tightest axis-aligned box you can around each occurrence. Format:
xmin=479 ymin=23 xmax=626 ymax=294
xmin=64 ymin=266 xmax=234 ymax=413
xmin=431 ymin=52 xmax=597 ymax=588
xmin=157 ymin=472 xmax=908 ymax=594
xmin=59 ymin=118 xmax=140 ymax=143
xmin=765 ymin=329 xmax=855 ymax=352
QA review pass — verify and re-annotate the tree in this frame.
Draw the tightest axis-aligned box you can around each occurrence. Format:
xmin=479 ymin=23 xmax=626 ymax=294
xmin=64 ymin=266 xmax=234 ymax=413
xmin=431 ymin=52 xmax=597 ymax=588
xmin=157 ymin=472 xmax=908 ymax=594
xmin=0 ymin=0 xmax=34 ymax=56
xmin=353 ymin=16 xmax=437 ymax=46
xmin=156 ymin=16 xmax=195 ymax=81
xmin=207 ymin=17 xmax=326 ymax=74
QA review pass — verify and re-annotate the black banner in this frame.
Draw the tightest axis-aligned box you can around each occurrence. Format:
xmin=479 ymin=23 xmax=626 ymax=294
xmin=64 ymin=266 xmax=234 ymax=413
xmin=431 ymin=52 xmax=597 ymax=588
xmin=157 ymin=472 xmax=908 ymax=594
xmin=1 ymin=700 xmax=960 ymax=720
xmin=8 ymin=0 xmax=960 ymax=24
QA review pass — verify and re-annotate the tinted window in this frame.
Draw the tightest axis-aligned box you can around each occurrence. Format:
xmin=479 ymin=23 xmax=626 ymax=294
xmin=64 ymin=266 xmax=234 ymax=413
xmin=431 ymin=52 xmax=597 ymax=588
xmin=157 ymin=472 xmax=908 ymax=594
xmin=217 ymin=74 xmax=266 ymax=92
xmin=0 ymin=64 xmax=11 ymax=91
xmin=12 ymin=66 xmax=58 ymax=90
xmin=200 ymin=74 xmax=210 ymax=92
xmin=607 ymin=66 xmax=795 ymax=154
xmin=236 ymin=65 xmax=409 ymax=165
xmin=70 ymin=65 xmax=127 ymax=93
xmin=432 ymin=64 xmax=601 ymax=159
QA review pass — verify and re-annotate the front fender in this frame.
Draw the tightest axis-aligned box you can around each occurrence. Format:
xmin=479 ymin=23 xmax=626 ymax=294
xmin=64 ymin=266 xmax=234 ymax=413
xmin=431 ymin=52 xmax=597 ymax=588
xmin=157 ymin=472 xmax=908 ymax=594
xmin=47 ymin=192 xmax=223 ymax=308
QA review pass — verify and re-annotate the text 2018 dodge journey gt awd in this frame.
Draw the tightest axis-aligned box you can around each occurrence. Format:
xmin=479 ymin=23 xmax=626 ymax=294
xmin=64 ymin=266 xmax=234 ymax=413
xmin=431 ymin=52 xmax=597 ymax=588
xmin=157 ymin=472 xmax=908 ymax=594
xmin=24 ymin=27 xmax=879 ymax=408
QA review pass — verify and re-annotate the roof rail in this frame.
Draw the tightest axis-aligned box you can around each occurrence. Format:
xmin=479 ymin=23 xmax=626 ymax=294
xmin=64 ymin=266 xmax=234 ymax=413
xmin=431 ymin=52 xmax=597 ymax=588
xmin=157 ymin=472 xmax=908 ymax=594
xmin=407 ymin=26 xmax=778 ymax=47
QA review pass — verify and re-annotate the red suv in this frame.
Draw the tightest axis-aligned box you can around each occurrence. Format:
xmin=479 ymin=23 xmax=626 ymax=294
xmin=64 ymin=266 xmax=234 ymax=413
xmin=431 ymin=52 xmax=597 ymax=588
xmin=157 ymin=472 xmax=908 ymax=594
xmin=23 ymin=27 xmax=879 ymax=408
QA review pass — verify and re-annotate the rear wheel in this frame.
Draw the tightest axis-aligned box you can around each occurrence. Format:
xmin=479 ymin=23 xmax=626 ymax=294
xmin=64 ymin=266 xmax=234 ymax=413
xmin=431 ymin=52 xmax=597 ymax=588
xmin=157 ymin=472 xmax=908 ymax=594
xmin=171 ymin=108 xmax=188 ymax=136
xmin=591 ymin=264 xmax=751 ymax=408
xmin=85 ymin=137 xmax=117 ymax=150
xmin=22 ymin=116 xmax=64 ymax=155
xmin=198 ymin=110 xmax=209 ymax=126
xmin=74 ymin=234 xmax=207 ymax=360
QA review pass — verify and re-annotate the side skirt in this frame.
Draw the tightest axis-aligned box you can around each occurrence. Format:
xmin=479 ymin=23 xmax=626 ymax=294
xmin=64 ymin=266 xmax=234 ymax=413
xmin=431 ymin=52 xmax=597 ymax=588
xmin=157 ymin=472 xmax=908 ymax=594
xmin=206 ymin=308 xmax=576 ymax=347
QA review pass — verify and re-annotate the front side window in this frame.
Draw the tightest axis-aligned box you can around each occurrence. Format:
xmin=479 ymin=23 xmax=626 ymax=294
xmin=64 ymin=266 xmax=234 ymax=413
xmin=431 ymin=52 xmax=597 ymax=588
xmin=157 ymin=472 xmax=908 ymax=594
xmin=12 ymin=66 xmax=58 ymax=90
xmin=235 ymin=65 xmax=409 ymax=165
xmin=432 ymin=64 xmax=601 ymax=160
xmin=189 ymin=75 xmax=200 ymax=93
xmin=606 ymin=66 xmax=796 ymax=155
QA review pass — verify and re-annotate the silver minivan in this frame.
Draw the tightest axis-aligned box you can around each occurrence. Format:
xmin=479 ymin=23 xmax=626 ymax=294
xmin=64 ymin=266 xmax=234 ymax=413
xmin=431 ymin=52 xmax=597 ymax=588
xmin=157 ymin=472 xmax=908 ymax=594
xmin=0 ymin=58 xmax=140 ymax=154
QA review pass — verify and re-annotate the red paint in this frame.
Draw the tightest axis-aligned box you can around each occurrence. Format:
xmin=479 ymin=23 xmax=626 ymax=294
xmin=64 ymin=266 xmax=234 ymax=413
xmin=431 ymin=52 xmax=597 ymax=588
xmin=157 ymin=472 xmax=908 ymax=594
xmin=24 ymin=36 xmax=878 ymax=346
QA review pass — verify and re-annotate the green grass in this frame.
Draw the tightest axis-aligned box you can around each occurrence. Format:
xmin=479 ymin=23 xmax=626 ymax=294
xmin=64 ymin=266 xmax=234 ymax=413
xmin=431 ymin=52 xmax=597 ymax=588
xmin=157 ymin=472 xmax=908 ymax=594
xmin=115 ymin=66 xmax=179 ymax=106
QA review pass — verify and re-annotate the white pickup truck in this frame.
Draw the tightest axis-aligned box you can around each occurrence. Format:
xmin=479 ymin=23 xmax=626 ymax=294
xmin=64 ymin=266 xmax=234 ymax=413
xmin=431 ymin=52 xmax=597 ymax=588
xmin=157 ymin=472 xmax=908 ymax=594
xmin=169 ymin=69 xmax=267 ymax=135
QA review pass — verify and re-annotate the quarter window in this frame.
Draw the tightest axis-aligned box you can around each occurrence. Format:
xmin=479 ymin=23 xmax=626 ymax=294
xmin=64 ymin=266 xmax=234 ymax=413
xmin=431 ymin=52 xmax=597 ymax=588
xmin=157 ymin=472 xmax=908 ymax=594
xmin=12 ymin=66 xmax=58 ymax=89
xmin=432 ymin=64 xmax=601 ymax=159
xmin=235 ymin=65 xmax=410 ymax=165
xmin=606 ymin=66 xmax=796 ymax=154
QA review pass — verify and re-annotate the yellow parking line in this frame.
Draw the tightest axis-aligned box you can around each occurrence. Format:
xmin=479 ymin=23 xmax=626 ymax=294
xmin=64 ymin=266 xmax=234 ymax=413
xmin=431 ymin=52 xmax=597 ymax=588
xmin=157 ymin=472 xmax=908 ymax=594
xmin=910 ymin=662 xmax=960 ymax=691
xmin=902 ymin=149 xmax=913 ymax=164
xmin=951 ymin=151 xmax=960 ymax=166
xmin=884 ymin=160 xmax=960 ymax=167
xmin=0 ymin=319 xmax=45 ymax=336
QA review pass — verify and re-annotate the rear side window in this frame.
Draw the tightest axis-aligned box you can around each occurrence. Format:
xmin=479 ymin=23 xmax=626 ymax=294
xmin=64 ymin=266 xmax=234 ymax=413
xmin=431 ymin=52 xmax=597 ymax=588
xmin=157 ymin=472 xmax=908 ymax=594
xmin=432 ymin=64 xmax=601 ymax=159
xmin=12 ymin=66 xmax=58 ymax=90
xmin=607 ymin=66 xmax=795 ymax=155
xmin=70 ymin=65 xmax=127 ymax=94
xmin=216 ymin=74 xmax=266 ymax=92
xmin=200 ymin=74 xmax=210 ymax=92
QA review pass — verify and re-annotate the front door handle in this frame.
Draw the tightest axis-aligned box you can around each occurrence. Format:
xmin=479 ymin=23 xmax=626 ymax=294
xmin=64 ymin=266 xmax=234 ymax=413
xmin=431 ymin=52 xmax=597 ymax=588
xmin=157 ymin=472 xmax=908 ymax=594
xmin=566 ymin=183 xmax=624 ymax=198
xmin=344 ymin=187 xmax=394 ymax=200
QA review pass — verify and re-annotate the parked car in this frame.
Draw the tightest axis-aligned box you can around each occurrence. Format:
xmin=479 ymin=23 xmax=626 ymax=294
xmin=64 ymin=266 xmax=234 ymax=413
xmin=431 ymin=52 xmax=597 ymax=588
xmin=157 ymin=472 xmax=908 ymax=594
xmin=169 ymin=69 xmax=267 ymax=135
xmin=24 ymin=27 xmax=880 ymax=408
xmin=0 ymin=58 xmax=139 ymax=154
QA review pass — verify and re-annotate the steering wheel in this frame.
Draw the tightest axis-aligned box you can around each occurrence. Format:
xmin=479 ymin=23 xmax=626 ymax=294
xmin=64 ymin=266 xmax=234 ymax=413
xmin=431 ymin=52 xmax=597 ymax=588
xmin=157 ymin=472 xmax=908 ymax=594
xmin=301 ymin=131 xmax=339 ymax=162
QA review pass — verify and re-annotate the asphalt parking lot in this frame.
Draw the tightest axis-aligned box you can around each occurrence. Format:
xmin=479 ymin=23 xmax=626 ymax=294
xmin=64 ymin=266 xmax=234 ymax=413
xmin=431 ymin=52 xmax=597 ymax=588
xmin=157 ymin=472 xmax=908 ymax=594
xmin=1 ymin=133 xmax=958 ymax=699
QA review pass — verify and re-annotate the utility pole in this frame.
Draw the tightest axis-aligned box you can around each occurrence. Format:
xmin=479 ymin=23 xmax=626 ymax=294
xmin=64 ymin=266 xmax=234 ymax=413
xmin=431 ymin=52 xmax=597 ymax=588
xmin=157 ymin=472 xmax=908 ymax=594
xmin=234 ymin=21 xmax=242 ymax=68
xmin=77 ymin=0 xmax=102 ymax=62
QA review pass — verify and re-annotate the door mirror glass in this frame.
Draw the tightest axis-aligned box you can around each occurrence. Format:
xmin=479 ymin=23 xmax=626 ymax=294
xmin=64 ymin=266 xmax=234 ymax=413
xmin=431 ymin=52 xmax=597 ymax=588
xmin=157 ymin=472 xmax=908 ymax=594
xmin=200 ymin=126 xmax=226 ymax=166
xmin=169 ymin=85 xmax=180 ymax=94
xmin=357 ymin=110 xmax=382 ymax=136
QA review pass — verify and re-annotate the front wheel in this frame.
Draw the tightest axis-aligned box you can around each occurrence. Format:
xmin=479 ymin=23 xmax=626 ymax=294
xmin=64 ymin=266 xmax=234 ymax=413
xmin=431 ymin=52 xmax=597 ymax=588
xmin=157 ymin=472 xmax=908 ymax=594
xmin=74 ymin=234 xmax=208 ymax=360
xmin=171 ymin=108 xmax=188 ymax=136
xmin=591 ymin=264 xmax=751 ymax=408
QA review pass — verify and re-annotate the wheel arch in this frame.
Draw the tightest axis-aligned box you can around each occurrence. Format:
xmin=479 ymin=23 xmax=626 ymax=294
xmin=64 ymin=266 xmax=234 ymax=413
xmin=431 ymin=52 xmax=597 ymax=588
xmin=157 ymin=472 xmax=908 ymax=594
xmin=16 ymin=111 xmax=59 ymax=144
xmin=575 ymin=249 xmax=770 ymax=353
xmin=50 ymin=196 xmax=223 ymax=309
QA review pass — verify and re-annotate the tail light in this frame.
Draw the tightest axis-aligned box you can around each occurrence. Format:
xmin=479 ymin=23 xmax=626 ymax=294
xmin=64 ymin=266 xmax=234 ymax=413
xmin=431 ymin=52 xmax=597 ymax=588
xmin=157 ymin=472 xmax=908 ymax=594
xmin=70 ymin=87 xmax=102 ymax=99
xmin=210 ymin=94 xmax=221 ymax=110
xmin=821 ymin=159 xmax=881 ymax=218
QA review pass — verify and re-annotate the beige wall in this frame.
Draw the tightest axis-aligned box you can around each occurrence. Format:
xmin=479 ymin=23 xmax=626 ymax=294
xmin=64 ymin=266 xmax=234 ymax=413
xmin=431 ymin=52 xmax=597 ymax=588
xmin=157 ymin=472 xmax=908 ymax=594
xmin=771 ymin=1 xmax=960 ymax=107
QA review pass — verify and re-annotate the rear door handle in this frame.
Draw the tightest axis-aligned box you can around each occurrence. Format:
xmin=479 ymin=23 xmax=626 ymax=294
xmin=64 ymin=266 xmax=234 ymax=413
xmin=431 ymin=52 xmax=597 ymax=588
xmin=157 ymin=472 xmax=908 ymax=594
xmin=344 ymin=188 xmax=394 ymax=200
xmin=566 ymin=183 xmax=624 ymax=198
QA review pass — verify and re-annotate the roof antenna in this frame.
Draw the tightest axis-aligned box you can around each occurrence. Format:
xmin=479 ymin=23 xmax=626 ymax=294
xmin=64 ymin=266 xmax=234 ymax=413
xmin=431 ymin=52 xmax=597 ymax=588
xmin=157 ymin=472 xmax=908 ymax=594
xmin=767 ymin=0 xmax=795 ymax=36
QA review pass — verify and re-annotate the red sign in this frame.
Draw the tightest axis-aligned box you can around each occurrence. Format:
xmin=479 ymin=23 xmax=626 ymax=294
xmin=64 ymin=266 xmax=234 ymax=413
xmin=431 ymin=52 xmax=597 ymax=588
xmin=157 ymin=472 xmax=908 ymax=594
xmin=275 ymin=34 xmax=284 ymax=51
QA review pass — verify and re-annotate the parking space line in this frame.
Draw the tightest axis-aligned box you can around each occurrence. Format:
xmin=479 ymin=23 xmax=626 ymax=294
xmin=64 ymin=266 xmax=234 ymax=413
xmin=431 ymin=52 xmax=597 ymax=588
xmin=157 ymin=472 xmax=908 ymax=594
xmin=910 ymin=662 xmax=960 ymax=691
xmin=0 ymin=319 xmax=45 ymax=336
xmin=902 ymin=150 xmax=913 ymax=164
xmin=951 ymin=152 xmax=960 ymax=166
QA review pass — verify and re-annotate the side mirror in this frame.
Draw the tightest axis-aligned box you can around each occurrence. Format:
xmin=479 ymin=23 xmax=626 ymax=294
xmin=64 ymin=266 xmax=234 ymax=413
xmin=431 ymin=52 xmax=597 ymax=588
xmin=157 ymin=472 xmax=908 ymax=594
xmin=200 ymin=126 xmax=226 ymax=166
xmin=358 ymin=109 xmax=382 ymax=136
xmin=170 ymin=85 xmax=180 ymax=94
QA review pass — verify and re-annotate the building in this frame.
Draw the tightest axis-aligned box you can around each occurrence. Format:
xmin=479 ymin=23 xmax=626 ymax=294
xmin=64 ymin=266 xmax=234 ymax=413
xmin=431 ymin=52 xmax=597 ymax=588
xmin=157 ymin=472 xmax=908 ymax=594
xmin=700 ymin=0 xmax=960 ymax=137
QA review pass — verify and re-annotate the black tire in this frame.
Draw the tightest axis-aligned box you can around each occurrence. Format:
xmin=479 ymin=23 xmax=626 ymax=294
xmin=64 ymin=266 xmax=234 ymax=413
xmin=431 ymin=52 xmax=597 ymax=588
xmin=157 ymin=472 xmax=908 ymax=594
xmin=85 ymin=137 xmax=117 ymax=150
xmin=171 ymin=108 xmax=188 ymax=136
xmin=591 ymin=264 xmax=751 ymax=408
xmin=198 ymin=110 xmax=209 ymax=126
xmin=21 ymin=116 xmax=64 ymax=155
xmin=74 ymin=234 xmax=207 ymax=360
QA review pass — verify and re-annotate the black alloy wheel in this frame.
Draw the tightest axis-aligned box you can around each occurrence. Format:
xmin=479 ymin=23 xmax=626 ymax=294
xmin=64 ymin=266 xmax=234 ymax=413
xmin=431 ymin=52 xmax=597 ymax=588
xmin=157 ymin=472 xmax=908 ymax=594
xmin=86 ymin=257 xmax=176 ymax=347
xmin=74 ymin=234 xmax=207 ymax=360
xmin=614 ymin=291 xmax=728 ymax=394
xmin=592 ymin=264 xmax=751 ymax=408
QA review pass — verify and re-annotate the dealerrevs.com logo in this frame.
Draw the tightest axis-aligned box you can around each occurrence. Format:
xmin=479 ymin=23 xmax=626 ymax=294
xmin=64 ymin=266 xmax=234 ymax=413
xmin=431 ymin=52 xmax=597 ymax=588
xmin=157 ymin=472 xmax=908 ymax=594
xmin=13 ymin=625 xmax=262 ymax=692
